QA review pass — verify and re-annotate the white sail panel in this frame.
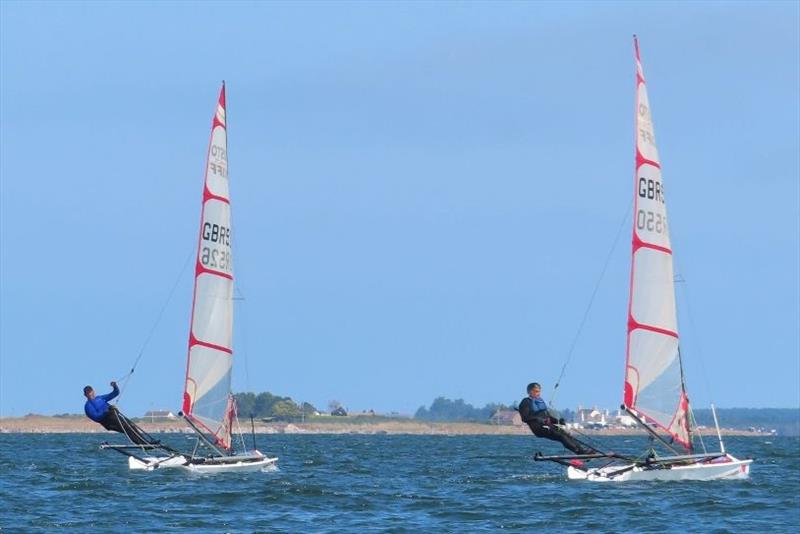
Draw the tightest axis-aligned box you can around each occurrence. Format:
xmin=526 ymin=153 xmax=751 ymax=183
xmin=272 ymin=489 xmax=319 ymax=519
xmin=629 ymin=339 xmax=689 ymax=446
xmin=628 ymin=329 xmax=679 ymax=393
xmin=191 ymin=273 xmax=233 ymax=349
xmin=185 ymin=345 xmax=233 ymax=432
xmin=630 ymin=248 xmax=677 ymax=330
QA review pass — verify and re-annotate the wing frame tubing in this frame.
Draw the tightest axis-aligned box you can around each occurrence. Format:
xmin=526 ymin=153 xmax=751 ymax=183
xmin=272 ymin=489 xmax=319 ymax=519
xmin=181 ymin=412 xmax=228 ymax=457
xmin=100 ymin=442 xmax=182 ymax=454
xmin=534 ymin=452 xmax=634 ymax=462
xmin=621 ymin=404 xmax=682 ymax=455
xmin=100 ymin=443 xmax=166 ymax=464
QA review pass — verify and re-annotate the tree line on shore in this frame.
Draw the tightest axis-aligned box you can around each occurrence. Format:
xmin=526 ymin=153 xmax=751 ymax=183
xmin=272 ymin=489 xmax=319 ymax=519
xmin=414 ymin=397 xmax=516 ymax=422
xmin=413 ymin=396 xmax=576 ymax=422
xmin=230 ymin=392 xmax=564 ymax=423
xmin=232 ymin=392 xmax=519 ymax=422
xmin=230 ymin=392 xmax=519 ymax=422
xmin=233 ymin=392 xmax=318 ymax=419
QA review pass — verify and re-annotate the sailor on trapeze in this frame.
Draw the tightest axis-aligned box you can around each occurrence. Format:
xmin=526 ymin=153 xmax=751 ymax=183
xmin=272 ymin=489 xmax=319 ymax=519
xmin=83 ymin=381 xmax=151 ymax=445
xmin=518 ymin=382 xmax=593 ymax=455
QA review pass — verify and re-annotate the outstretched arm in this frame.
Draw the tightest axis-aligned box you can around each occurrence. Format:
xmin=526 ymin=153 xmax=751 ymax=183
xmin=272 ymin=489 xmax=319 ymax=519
xmin=98 ymin=381 xmax=119 ymax=402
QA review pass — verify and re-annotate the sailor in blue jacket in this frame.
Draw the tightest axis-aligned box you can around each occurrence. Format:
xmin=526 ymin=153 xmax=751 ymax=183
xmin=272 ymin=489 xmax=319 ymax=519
xmin=519 ymin=382 xmax=592 ymax=455
xmin=83 ymin=382 xmax=149 ymax=444
xmin=84 ymin=382 xmax=119 ymax=422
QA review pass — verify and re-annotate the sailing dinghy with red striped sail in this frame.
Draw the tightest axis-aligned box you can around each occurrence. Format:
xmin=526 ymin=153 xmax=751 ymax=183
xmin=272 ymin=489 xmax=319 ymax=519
xmin=535 ymin=37 xmax=751 ymax=481
xmin=175 ymin=82 xmax=276 ymax=472
xmin=103 ymin=84 xmax=277 ymax=472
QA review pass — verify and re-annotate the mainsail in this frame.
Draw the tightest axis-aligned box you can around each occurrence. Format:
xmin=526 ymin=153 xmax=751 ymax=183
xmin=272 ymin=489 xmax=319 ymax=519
xmin=623 ymin=37 xmax=691 ymax=449
xmin=182 ymin=83 xmax=235 ymax=449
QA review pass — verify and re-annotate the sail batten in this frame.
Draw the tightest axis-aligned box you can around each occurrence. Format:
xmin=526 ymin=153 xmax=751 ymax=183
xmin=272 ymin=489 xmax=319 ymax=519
xmin=182 ymin=83 xmax=235 ymax=450
xmin=623 ymin=37 xmax=691 ymax=450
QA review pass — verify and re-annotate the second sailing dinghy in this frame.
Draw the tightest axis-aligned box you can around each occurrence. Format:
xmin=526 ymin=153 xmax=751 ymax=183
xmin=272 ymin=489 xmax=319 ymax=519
xmin=535 ymin=37 xmax=752 ymax=482
xmin=103 ymin=83 xmax=277 ymax=473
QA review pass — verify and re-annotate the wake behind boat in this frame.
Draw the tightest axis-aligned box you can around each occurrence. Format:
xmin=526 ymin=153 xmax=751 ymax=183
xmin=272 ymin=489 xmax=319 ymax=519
xmin=102 ymin=83 xmax=277 ymax=473
xmin=535 ymin=37 xmax=752 ymax=482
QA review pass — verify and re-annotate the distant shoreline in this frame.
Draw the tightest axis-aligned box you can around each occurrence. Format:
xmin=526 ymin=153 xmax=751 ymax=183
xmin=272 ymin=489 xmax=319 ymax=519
xmin=0 ymin=415 xmax=773 ymax=436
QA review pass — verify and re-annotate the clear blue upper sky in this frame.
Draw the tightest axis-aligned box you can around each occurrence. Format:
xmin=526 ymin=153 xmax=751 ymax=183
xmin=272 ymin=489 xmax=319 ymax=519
xmin=1 ymin=1 xmax=798 ymax=417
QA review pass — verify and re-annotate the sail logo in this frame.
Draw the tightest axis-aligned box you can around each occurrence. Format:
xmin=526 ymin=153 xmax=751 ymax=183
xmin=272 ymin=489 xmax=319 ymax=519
xmin=209 ymin=144 xmax=228 ymax=178
xmin=638 ymin=103 xmax=656 ymax=146
xmin=638 ymin=127 xmax=655 ymax=146
xmin=211 ymin=145 xmax=227 ymax=162
xmin=209 ymin=162 xmax=227 ymax=178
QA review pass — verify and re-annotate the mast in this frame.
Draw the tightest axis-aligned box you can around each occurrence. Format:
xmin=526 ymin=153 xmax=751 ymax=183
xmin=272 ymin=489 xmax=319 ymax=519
xmin=623 ymin=37 xmax=692 ymax=450
xmin=711 ymin=403 xmax=726 ymax=454
xmin=181 ymin=82 xmax=236 ymax=450
xmin=677 ymin=346 xmax=692 ymax=447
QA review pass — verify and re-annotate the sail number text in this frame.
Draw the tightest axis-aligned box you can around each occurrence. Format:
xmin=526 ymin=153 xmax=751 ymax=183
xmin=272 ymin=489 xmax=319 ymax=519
xmin=200 ymin=222 xmax=231 ymax=272
xmin=203 ymin=223 xmax=230 ymax=246
xmin=200 ymin=247 xmax=231 ymax=271
xmin=636 ymin=209 xmax=668 ymax=235
xmin=638 ymin=178 xmax=664 ymax=203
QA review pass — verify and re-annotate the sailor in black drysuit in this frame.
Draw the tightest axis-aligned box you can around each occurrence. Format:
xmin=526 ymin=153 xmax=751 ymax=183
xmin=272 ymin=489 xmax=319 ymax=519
xmin=519 ymin=382 xmax=592 ymax=455
xmin=83 ymin=382 xmax=151 ymax=445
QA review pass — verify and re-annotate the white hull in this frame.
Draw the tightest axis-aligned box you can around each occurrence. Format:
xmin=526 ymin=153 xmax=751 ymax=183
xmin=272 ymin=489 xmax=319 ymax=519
xmin=128 ymin=451 xmax=278 ymax=473
xmin=567 ymin=454 xmax=752 ymax=482
xmin=180 ymin=454 xmax=278 ymax=474
xmin=129 ymin=454 xmax=188 ymax=470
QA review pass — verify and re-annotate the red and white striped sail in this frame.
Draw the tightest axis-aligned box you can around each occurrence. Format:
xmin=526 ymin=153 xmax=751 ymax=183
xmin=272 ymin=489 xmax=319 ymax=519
xmin=623 ymin=38 xmax=691 ymax=449
xmin=182 ymin=83 xmax=235 ymax=449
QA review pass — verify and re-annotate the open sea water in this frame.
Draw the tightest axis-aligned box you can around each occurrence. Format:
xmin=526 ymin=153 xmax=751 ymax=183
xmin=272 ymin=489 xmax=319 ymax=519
xmin=0 ymin=433 xmax=798 ymax=533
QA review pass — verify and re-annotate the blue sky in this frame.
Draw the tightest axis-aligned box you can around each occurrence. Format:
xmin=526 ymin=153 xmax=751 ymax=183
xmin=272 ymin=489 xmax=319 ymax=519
xmin=1 ymin=1 xmax=798 ymax=417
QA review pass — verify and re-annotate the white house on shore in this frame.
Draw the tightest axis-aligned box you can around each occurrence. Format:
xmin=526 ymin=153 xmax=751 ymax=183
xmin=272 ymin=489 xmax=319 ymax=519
xmin=492 ymin=405 xmax=638 ymax=429
xmin=489 ymin=409 xmax=523 ymax=426
xmin=612 ymin=409 xmax=637 ymax=427
xmin=573 ymin=406 xmax=637 ymax=429
xmin=576 ymin=406 xmax=608 ymax=428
